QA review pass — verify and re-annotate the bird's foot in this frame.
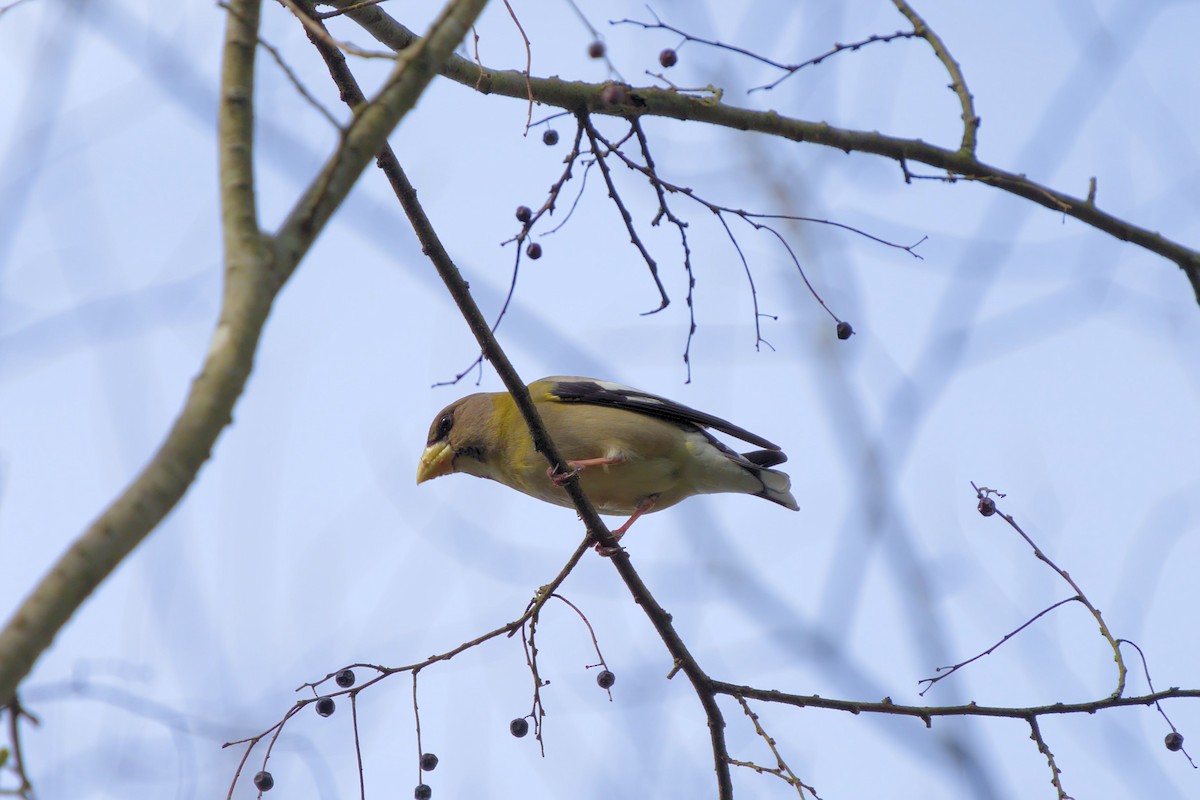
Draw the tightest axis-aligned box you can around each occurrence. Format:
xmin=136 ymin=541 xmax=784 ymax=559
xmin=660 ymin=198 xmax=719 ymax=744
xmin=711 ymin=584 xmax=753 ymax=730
xmin=594 ymin=529 xmax=626 ymax=557
xmin=592 ymin=496 xmax=655 ymax=556
xmin=547 ymin=463 xmax=579 ymax=486
xmin=548 ymin=455 xmax=625 ymax=486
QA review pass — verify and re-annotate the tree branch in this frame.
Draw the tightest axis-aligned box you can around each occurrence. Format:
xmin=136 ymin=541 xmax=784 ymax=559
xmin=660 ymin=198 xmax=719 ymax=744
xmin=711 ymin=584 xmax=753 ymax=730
xmin=714 ymin=682 xmax=1200 ymax=723
xmin=274 ymin=0 xmax=489 ymax=263
xmin=0 ymin=0 xmax=491 ymax=705
xmin=891 ymin=0 xmax=979 ymax=152
xmin=295 ymin=8 xmax=734 ymax=793
xmin=334 ymin=2 xmax=1200 ymax=305
xmin=0 ymin=0 xmax=270 ymax=706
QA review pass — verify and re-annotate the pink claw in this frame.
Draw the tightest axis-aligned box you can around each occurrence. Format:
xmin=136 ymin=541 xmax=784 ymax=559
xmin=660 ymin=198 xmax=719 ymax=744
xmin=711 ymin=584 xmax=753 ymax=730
xmin=547 ymin=463 xmax=579 ymax=485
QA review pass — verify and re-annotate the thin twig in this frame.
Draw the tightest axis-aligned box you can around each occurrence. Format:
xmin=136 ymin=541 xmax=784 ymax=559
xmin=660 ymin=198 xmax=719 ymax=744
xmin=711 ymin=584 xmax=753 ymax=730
xmin=613 ymin=8 xmax=793 ymax=70
xmin=542 ymin=159 xmax=595 ymax=235
xmin=548 ymin=593 xmax=612 ymax=700
xmin=2 ymin=698 xmax=38 ymax=799
xmin=595 ymin=133 xmax=925 ymax=257
xmin=500 ymin=0 xmax=535 ymax=131
xmin=278 ymin=0 xmax=397 ymax=59
xmin=1118 ymin=638 xmax=1196 ymax=768
xmin=733 ymin=696 xmax=822 ymax=798
xmin=222 ymin=536 xmax=593 ymax=795
xmin=919 ymin=596 xmax=1082 ymax=694
xmin=613 ymin=10 xmax=917 ymax=94
xmin=411 ymin=671 xmax=423 ymax=787
xmin=755 ymin=224 xmax=843 ymax=325
xmin=438 ymin=121 xmax=590 ymax=388
xmin=1028 ymin=715 xmax=1072 ymax=800
xmin=219 ymin=1 xmax=344 ymax=130
xmin=314 ymin=0 xmax=389 ymax=20
xmin=519 ymin=607 xmax=549 ymax=755
xmin=973 ymin=484 xmax=1127 ymax=697
xmin=750 ymin=30 xmax=919 ymax=93
xmin=630 ymin=119 xmax=697 ymax=380
xmin=334 ymin=7 xmax=1200 ymax=303
xmin=351 ymin=692 xmax=365 ymax=800
xmin=713 ymin=210 xmax=773 ymax=352
xmin=563 ymin=0 xmax=625 ymax=82
xmin=582 ymin=115 xmax=671 ymax=313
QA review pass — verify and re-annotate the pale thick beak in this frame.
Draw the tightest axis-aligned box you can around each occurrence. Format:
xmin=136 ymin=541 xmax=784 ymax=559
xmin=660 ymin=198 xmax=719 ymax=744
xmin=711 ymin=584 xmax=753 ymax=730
xmin=416 ymin=441 xmax=455 ymax=484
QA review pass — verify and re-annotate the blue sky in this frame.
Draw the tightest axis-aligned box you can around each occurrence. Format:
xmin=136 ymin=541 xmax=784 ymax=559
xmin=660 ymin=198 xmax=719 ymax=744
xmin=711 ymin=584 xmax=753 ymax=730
xmin=1 ymin=1 xmax=1198 ymax=798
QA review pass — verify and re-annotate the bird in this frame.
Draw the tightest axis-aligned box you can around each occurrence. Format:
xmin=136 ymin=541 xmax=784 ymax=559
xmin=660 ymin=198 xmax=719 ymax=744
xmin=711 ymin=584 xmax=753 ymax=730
xmin=416 ymin=376 xmax=797 ymax=544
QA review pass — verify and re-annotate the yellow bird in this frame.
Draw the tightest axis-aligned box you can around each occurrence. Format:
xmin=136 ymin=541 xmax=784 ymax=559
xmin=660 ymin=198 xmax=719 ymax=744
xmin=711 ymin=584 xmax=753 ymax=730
xmin=417 ymin=377 xmax=797 ymax=541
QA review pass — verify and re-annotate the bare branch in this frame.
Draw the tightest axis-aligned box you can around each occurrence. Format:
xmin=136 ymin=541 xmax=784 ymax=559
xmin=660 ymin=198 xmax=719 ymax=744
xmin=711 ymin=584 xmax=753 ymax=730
xmin=582 ymin=115 xmax=671 ymax=313
xmin=279 ymin=0 xmax=396 ymax=59
xmin=891 ymin=0 xmax=979 ymax=152
xmin=334 ymin=4 xmax=1200 ymax=304
xmin=0 ymin=0 xmax=271 ymax=708
xmin=733 ymin=696 xmax=822 ymax=798
xmin=613 ymin=11 xmax=918 ymax=94
xmin=973 ymin=484 xmax=1127 ymax=697
xmin=919 ymin=596 xmax=1082 ymax=695
xmin=220 ymin=0 xmax=345 ymax=129
xmin=0 ymin=0 xmax=493 ymax=714
xmin=1028 ymin=716 xmax=1072 ymax=800
xmin=1119 ymin=639 xmax=1197 ymax=768
xmin=714 ymin=683 xmax=1200 ymax=723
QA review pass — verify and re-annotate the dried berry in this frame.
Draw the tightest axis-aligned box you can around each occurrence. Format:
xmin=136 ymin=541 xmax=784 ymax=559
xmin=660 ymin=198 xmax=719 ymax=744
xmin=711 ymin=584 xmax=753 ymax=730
xmin=335 ymin=669 xmax=355 ymax=688
xmin=414 ymin=784 xmax=432 ymax=800
xmin=510 ymin=717 xmax=530 ymax=738
xmin=420 ymin=752 xmax=439 ymax=771
xmin=315 ymin=696 xmax=336 ymax=717
xmin=1165 ymin=731 xmax=1185 ymax=751
xmin=542 ymin=129 xmax=559 ymax=146
xmin=977 ymin=496 xmax=996 ymax=517
xmin=526 ymin=242 xmax=542 ymax=260
xmin=587 ymin=40 xmax=605 ymax=59
xmin=659 ymin=48 xmax=678 ymax=68
xmin=596 ymin=670 xmax=616 ymax=689
xmin=836 ymin=320 xmax=853 ymax=340
xmin=253 ymin=771 xmax=275 ymax=792
xmin=515 ymin=205 xmax=532 ymax=223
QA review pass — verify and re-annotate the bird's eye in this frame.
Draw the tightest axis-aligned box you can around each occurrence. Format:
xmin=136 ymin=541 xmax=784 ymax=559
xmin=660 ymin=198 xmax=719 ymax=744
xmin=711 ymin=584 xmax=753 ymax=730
xmin=431 ymin=412 xmax=454 ymax=443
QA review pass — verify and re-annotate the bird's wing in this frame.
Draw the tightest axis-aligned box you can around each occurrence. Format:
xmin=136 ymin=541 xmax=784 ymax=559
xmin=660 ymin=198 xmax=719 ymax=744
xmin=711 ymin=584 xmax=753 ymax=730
xmin=539 ymin=376 xmax=781 ymax=451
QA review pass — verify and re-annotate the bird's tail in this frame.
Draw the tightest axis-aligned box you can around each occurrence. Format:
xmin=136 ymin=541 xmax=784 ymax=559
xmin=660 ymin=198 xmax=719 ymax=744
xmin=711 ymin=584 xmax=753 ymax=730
xmin=741 ymin=449 xmax=787 ymax=469
xmin=738 ymin=449 xmax=798 ymax=510
xmin=752 ymin=465 xmax=799 ymax=511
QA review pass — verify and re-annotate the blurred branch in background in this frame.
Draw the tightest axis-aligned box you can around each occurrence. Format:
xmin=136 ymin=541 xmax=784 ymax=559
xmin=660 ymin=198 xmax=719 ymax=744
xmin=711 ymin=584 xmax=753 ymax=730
xmin=0 ymin=0 xmax=490 ymax=719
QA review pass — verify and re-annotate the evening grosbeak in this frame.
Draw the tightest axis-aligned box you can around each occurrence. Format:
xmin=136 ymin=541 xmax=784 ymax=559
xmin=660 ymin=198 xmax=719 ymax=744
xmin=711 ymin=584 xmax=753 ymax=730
xmin=417 ymin=377 xmax=798 ymax=541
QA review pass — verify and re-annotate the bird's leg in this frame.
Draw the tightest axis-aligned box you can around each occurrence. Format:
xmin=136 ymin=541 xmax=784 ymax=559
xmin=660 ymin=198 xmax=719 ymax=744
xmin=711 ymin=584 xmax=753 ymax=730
xmin=547 ymin=454 xmax=627 ymax=486
xmin=596 ymin=496 xmax=656 ymax=557
xmin=612 ymin=496 xmax=654 ymax=540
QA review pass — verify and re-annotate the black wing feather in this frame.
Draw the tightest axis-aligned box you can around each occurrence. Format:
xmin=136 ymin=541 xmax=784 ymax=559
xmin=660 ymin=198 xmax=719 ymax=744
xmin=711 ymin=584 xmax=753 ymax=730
xmin=546 ymin=377 xmax=781 ymax=451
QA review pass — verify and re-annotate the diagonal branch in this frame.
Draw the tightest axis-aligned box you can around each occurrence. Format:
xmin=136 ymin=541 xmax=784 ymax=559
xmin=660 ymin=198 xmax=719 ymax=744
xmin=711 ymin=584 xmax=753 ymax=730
xmin=274 ymin=0 xmax=489 ymax=264
xmin=296 ymin=10 xmax=735 ymax=795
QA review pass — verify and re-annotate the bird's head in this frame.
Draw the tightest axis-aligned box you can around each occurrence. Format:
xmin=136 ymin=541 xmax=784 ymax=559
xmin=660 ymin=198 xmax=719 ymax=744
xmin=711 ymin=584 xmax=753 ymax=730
xmin=416 ymin=394 xmax=495 ymax=483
